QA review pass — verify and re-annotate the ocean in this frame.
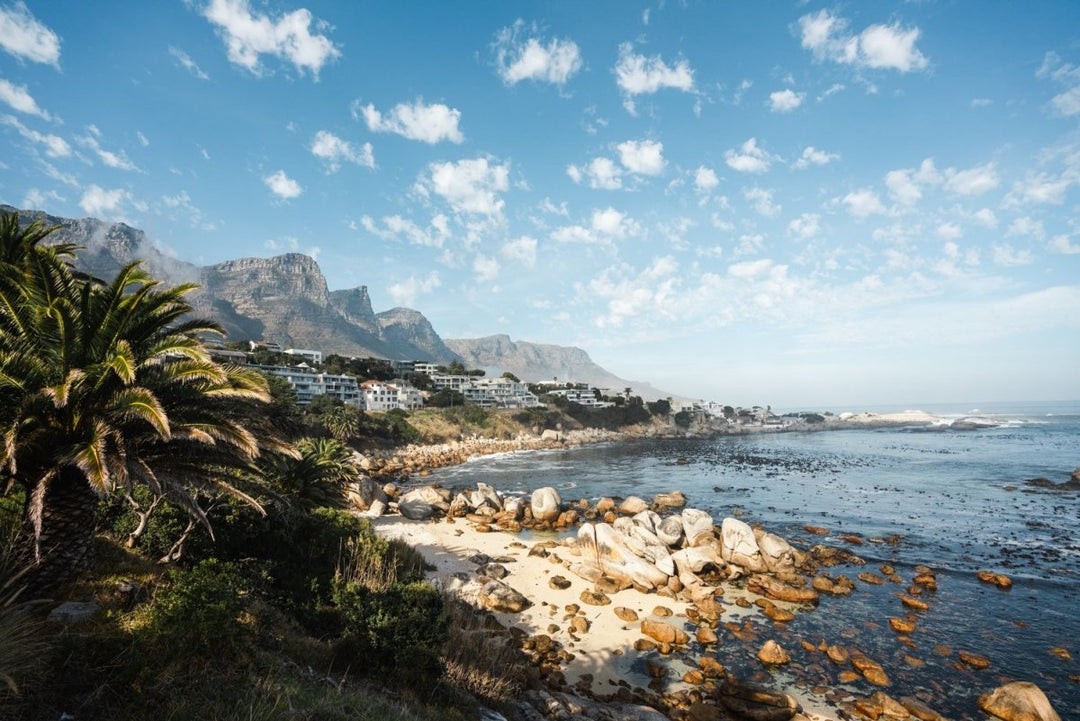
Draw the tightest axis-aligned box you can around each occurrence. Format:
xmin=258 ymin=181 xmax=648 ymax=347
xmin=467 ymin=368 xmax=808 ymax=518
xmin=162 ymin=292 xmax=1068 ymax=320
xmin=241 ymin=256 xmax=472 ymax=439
xmin=429 ymin=400 xmax=1080 ymax=719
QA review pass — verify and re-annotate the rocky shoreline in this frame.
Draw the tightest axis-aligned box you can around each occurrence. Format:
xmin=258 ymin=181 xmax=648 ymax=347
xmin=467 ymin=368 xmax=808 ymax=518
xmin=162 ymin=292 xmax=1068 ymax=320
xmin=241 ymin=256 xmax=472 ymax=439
xmin=360 ymin=476 xmax=1061 ymax=721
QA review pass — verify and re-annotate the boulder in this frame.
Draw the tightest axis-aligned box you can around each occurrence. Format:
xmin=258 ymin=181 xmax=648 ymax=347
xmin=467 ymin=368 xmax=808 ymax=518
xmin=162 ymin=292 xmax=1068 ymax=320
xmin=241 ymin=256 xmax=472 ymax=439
xmin=398 ymin=486 xmax=449 ymax=520
xmin=502 ymin=496 xmax=523 ymax=520
xmin=540 ymin=429 xmax=563 ymax=442
xmin=757 ymin=640 xmax=791 ymax=665
xmin=530 ymin=486 xmax=562 ymax=523
xmin=756 ymin=532 xmax=796 ymax=572
xmin=478 ymin=580 xmax=530 ymax=613
xmin=681 ymin=508 xmax=716 ymax=546
xmin=652 ymin=490 xmax=687 ymax=510
xmin=470 ymin=482 xmax=503 ymax=511
xmin=631 ymin=510 xmax=662 ymax=534
xmin=721 ymin=517 xmax=766 ymax=571
xmin=577 ymin=523 xmax=670 ymax=590
xmin=640 ymin=618 xmax=689 ymax=645
xmin=656 ymin=516 xmax=685 ymax=547
xmin=47 ymin=601 xmax=99 ymax=624
xmin=978 ymin=681 xmax=1061 ymax=721
xmin=345 ymin=476 xmax=387 ymax=511
xmin=618 ymin=496 xmax=649 ymax=516
xmin=717 ymin=678 xmax=800 ymax=721
xmin=365 ymin=499 xmax=387 ymax=517
xmin=750 ymin=575 xmax=819 ymax=604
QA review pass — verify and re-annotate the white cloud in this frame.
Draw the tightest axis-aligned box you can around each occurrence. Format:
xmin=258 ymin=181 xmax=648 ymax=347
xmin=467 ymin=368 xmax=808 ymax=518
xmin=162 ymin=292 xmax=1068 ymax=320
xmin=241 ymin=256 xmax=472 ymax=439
xmin=694 ymin=166 xmax=719 ymax=192
xmin=169 ymin=46 xmax=210 ymax=80
xmin=202 ymin=0 xmax=340 ymax=78
xmin=263 ymin=169 xmax=302 ymax=199
xmin=884 ymin=169 xmax=921 ymax=205
xmin=137 ymin=131 xmax=149 ymax=147
xmin=501 ymin=235 xmax=538 ymax=266
xmin=1036 ymin=52 xmax=1080 ymax=117
xmin=310 ymin=130 xmax=374 ymax=172
xmin=22 ymin=187 xmax=62 ymax=208
xmin=79 ymin=185 xmax=132 ymax=218
xmin=614 ymin=42 xmax=694 ymax=100
xmin=421 ymin=157 xmax=509 ymax=217
xmin=842 ymin=188 xmax=886 ymax=217
xmin=494 ymin=20 xmax=582 ymax=86
xmin=568 ymin=156 xmax=622 ymax=190
xmin=0 ymin=2 xmax=60 ymax=66
xmin=971 ymin=97 xmax=992 ymax=108
xmin=1050 ymin=234 xmax=1080 ymax=254
xmin=1 ymin=114 xmax=69 ymax=156
xmin=540 ymin=198 xmax=568 ymax=216
xmin=794 ymin=146 xmax=838 ymax=169
xmin=357 ymin=98 xmax=464 ymax=144
xmin=992 ymin=244 xmax=1033 ymax=267
xmin=936 ymin=222 xmax=963 ymax=240
xmin=388 ymin=271 xmax=441 ymax=307
xmin=76 ymin=128 xmax=138 ymax=171
xmin=744 ymin=187 xmax=780 ymax=216
xmin=798 ymin=10 xmax=928 ymax=73
xmin=473 ymin=253 xmax=500 ymax=282
xmin=0 ymin=78 xmax=51 ymax=119
xmin=1006 ymin=216 xmax=1045 ymax=239
xmin=616 ymin=139 xmax=665 ymax=175
xmin=768 ymin=88 xmax=804 ymax=113
xmin=972 ymin=208 xmax=998 ymax=228
xmin=592 ymin=207 xmax=638 ymax=238
xmin=943 ymin=162 xmax=999 ymax=196
xmin=725 ymin=137 xmax=773 ymax=174
xmin=788 ymin=213 xmax=821 ymax=239
xmin=1006 ymin=172 xmax=1073 ymax=206
xmin=360 ymin=214 xmax=448 ymax=248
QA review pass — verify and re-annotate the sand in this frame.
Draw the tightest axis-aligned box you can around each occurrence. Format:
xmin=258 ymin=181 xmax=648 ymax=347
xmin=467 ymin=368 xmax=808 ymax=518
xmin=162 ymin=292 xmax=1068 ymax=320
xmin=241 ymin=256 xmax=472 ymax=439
xmin=371 ymin=515 xmax=841 ymax=720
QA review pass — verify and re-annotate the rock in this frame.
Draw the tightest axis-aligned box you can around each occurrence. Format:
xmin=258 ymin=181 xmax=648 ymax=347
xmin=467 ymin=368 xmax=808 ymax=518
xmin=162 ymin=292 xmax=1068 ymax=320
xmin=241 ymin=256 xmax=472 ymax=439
xmin=977 ymin=681 xmax=1061 ymax=721
xmin=959 ymin=650 xmax=991 ymax=669
xmin=717 ymin=677 xmax=800 ymax=721
xmin=549 ymin=575 xmax=572 ymax=590
xmin=826 ymin=645 xmax=849 ymax=664
xmin=687 ymin=702 xmax=726 ymax=721
xmin=398 ymin=486 xmax=449 ymax=520
xmin=889 ymin=617 xmax=916 ymax=634
xmin=640 ymin=618 xmax=689 ymax=646
xmin=900 ymin=696 xmax=947 ymax=721
xmin=470 ymin=482 xmax=504 ymax=511
xmin=681 ymin=508 xmax=716 ymax=546
xmin=1049 ymin=647 xmax=1071 ymax=661
xmin=869 ymin=691 xmax=909 ymax=720
xmin=530 ymin=486 xmax=562 ymax=523
xmin=365 ymin=498 xmax=387 ymax=517
xmin=656 ymin=516 xmax=684 ymax=547
xmin=852 ymin=655 xmax=890 ymax=686
xmin=757 ymin=532 xmax=796 ymax=571
xmin=478 ymin=580 xmax=530 ymax=613
xmin=696 ymin=626 xmax=718 ymax=645
xmin=577 ymin=523 xmax=670 ymax=590
xmin=757 ymin=639 xmax=790 ymax=665
xmin=652 ymin=490 xmax=687 ymax=510
xmin=750 ymin=575 xmax=819 ymax=604
xmin=596 ymin=497 xmax=616 ymax=514
xmin=569 ymin=616 xmax=589 ymax=634
xmin=540 ymin=429 xmax=563 ymax=442
xmin=721 ymin=517 xmax=766 ymax=571
xmin=345 ymin=476 xmax=387 ymax=511
xmin=977 ymin=569 xmax=1014 ymax=589
xmin=580 ymin=590 xmax=611 ymax=606
xmin=618 ymin=496 xmax=649 ymax=516
xmin=631 ymin=509 xmax=662 ymax=534
xmin=47 ymin=601 xmax=99 ymax=624
xmin=477 ymin=562 xmax=508 ymax=579
xmin=614 ymin=607 xmax=639 ymax=622
xmin=900 ymin=594 xmax=930 ymax=611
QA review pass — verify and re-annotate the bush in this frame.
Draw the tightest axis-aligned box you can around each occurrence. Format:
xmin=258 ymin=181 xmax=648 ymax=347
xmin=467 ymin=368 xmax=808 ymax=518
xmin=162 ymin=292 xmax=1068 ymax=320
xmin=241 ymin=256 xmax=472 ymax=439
xmin=332 ymin=580 xmax=450 ymax=687
xmin=139 ymin=559 xmax=252 ymax=662
xmin=673 ymin=410 xmax=693 ymax=429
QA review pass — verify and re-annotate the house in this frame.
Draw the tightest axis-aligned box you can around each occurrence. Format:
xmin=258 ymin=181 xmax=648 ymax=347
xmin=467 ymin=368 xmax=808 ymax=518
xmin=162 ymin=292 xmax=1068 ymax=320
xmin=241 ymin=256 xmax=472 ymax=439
xmin=284 ymin=348 xmax=323 ymax=364
xmin=262 ymin=363 xmax=361 ymax=406
xmin=464 ymin=377 xmax=541 ymax=408
xmin=359 ymin=380 xmax=424 ymax=411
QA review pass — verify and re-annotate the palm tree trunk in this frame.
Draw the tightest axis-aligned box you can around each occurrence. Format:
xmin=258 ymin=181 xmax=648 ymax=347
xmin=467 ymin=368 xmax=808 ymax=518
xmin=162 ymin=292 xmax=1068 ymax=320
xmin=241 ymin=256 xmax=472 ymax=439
xmin=16 ymin=467 xmax=99 ymax=597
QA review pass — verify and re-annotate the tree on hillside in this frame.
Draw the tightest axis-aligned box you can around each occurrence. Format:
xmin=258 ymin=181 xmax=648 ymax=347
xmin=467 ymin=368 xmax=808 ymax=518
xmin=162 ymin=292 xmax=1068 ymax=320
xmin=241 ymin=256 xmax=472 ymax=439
xmin=501 ymin=371 xmax=520 ymax=382
xmin=0 ymin=212 xmax=290 ymax=595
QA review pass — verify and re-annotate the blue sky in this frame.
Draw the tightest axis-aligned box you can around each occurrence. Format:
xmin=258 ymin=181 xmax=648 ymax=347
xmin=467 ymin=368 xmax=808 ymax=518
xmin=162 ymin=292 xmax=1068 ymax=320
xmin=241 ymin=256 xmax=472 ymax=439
xmin=1 ymin=1 xmax=1079 ymax=409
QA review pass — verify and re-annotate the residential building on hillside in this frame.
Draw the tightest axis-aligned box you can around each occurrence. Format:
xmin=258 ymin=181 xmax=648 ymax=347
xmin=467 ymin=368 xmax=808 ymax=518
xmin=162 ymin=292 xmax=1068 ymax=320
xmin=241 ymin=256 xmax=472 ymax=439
xmin=546 ymin=387 xmax=612 ymax=408
xmin=262 ymin=363 xmax=360 ymax=406
xmin=464 ymin=377 xmax=540 ymax=408
xmin=429 ymin=373 xmax=470 ymax=391
xmin=284 ymin=348 xmax=323 ymax=364
xmin=207 ymin=347 xmax=250 ymax=365
xmin=413 ymin=362 xmax=440 ymax=375
xmin=359 ymin=380 xmax=424 ymax=411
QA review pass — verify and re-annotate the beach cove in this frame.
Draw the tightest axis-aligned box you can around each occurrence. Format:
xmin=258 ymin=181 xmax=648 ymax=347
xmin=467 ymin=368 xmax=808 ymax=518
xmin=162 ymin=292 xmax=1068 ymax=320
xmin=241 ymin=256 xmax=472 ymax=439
xmin=363 ymin=403 xmax=1078 ymax=721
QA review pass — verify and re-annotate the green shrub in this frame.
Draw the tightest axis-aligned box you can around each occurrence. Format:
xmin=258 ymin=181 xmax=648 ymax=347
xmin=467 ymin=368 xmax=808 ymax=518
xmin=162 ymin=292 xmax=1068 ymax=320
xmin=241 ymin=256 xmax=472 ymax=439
xmin=332 ymin=580 xmax=449 ymax=687
xmin=140 ymin=559 xmax=252 ymax=662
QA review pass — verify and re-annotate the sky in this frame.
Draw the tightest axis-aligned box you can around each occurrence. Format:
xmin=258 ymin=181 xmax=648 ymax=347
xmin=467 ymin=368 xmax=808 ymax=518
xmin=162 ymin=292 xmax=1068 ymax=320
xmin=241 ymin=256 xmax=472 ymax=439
xmin=1 ymin=1 xmax=1079 ymax=409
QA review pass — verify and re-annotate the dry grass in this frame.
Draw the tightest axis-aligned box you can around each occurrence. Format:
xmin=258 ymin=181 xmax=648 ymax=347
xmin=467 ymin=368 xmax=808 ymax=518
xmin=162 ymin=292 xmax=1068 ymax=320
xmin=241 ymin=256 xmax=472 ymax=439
xmin=440 ymin=594 xmax=528 ymax=711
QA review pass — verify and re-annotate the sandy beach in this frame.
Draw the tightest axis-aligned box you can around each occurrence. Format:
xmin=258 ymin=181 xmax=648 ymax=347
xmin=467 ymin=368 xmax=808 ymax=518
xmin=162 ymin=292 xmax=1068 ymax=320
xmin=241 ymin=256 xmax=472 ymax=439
xmin=372 ymin=514 xmax=842 ymax=721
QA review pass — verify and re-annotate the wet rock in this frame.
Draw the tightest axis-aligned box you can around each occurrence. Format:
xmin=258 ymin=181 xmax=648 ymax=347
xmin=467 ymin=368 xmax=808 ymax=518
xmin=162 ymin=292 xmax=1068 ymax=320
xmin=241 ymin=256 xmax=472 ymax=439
xmin=1049 ymin=647 xmax=1071 ymax=660
xmin=977 ymin=569 xmax=1014 ymax=589
xmin=757 ymin=639 xmax=791 ymax=665
xmin=977 ymin=681 xmax=1061 ymax=721
xmin=757 ymin=599 xmax=795 ymax=623
xmin=889 ymin=617 xmax=917 ymax=634
xmin=756 ymin=532 xmax=797 ymax=572
xmin=826 ymin=644 xmax=849 ymax=664
xmin=899 ymin=594 xmax=930 ymax=611
xmin=900 ymin=695 xmax=947 ymax=721
xmin=699 ymin=656 xmax=724 ymax=678
xmin=716 ymin=677 xmax=800 ymax=721
xmin=530 ymin=486 xmax=562 ymax=523
xmin=641 ymin=618 xmax=689 ymax=646
xmin=652 ymin=490 xmax=687 ymax=510
xmin=479 ymin=580 xmax=530 ymax=613
xmin=858 ymin=571 xmax=885 ymax=585
xmin=750 ymin=575 xmax=819 ymax=604
xmin=686 ymin=702 xmax=726 ymax=721
xmin=851 ymin=654 xmax=890 ymax=686
xmin=959 ymin=650 xmax=991 ymax=669
xmin=696 ymin=626 xmax=718 ymax=645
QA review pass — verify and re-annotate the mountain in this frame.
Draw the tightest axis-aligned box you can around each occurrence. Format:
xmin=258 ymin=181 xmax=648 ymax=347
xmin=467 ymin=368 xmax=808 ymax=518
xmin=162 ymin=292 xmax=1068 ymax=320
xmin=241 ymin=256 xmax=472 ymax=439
xmin=445 ymin=334 xmax=673 ymax=401
xmin=3 ymin=206 xmax=671 ymax=395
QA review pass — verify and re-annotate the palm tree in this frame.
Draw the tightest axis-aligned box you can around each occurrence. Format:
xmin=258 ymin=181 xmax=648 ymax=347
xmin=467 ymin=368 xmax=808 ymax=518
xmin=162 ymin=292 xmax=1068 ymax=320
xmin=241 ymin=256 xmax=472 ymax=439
xmin=255 ymin=437 xmax=359 ymax=510
xmin=0 ymin=212 xmax=290 ymax=595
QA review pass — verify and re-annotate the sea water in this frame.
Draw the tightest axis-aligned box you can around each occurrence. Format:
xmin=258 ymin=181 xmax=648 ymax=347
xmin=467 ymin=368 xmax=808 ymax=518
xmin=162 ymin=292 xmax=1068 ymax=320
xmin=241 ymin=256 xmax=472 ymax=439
xmin=429 ymin=401 xmax=1080 ymax=719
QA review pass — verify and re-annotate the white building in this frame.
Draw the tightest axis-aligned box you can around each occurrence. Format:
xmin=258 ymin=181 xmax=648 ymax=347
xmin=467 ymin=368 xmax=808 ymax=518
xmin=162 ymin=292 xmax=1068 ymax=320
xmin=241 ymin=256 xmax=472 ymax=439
xmin=464 ymin=377 xmax=540 ymax=408
xmin=546 ymin=387 xmax=611 ymax=408
xmin=429 ymin=373 xmax=471 ymax=391
xmin=263 ymin=364 xmax=360 ymax=406
xmin=359 ymin=381 xmax=424 ymax=411
xmin=284 ymin=348 xmax=323 ymax=364
xmin=413 ymin=362 xmax=440 ymax=376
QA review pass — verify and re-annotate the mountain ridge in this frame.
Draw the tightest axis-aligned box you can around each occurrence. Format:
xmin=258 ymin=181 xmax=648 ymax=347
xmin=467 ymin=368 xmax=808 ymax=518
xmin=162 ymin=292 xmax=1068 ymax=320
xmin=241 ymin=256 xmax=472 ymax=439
xmin=3 ymin=205 xmax=671 ymax=397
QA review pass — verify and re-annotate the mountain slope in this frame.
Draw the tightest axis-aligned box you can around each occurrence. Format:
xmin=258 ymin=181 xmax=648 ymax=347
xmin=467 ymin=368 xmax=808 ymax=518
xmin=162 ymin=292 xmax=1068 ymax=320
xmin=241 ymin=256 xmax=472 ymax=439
xmin=445 ymin=334 xmax=672 ymax=400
